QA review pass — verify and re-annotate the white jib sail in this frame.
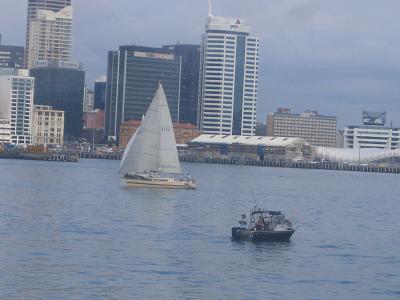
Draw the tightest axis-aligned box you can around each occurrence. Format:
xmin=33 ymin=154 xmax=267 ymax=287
xmin=119 ymin=83 xmax=182 ymax=177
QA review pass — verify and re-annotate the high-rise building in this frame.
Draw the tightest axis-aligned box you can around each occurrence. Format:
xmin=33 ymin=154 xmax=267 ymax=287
xmin=31 ymin=105 xmax=64 ymax=145
xmin=0 ymin=70 xmax=34 ymax=144
xmin=94 ymin=76 xmax=106 ymax=110
xmin=163 ymin=44 xmax=200 ymax=126
xmin=83 ymin=86 xmax=94 ymax=112
xmin=105 ymin=45 xmax=181 ymax=142
xmin=30 ymin=61 xmax=84 ymax=140
xmin=198 ymin=15 xmax=260 ymax=136
xmin=25 ymin=0 xmax=71 ymax=67
xmin=0 ymin=35 xmax=24 ymax=68
xmin=267 ymin=108 xmax=337 ymax=147
xmin=344 ymin=111 xmax=400 ymax=149
xmin=27 ymin=6 xmax=73 ymax=69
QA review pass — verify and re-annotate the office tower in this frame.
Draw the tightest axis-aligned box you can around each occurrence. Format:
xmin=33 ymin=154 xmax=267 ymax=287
xmin=94 ymin=76 xmax=107 ymax=110
xmin=105 ymin=45 xmax=181 ymax=142
xmin=25 ymin=0 xmax=71 ymax=67
xmin=30 ymin=61 xmax=84 ymax=140
xmin=266 ymin=108 xmax=337 ymax=147
xmin=198 ymin=15 xmax=260 ymax=136
xmin=27 ymin=6 xmax=73 ymax=68
xmin=344 ymin=111 xmax=400 ymax=149
xmin=0 ymin=35 xmax=24 ymax=68
xmin=163 ymin=44 xmax=200 ymax=126
xmin=31 ymin=105 xmax=64 ymax=145
xmin=0 ymin=70 xmax=34 ymax=144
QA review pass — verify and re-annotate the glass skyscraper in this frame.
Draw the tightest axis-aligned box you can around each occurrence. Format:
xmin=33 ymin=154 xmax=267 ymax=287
xmin=163 ymin=44 xmax=200 ymax=126
xmin=94 ymin=76 xmax=107 ymax=110
xmin=199 ymin=16 xmax=260 ymax=136
xmin=30 ymin=62 xmax=84 ymax=140
xmin=105 ymin=46 xmax=181 ymax=142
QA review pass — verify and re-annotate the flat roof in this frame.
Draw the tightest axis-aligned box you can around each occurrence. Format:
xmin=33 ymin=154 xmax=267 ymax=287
xmin=190 ymin=134 xmax=308 ymax=147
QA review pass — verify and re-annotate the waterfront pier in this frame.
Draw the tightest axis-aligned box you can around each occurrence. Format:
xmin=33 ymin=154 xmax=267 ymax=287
xmin=179 ymin=155 xmax=400 ymax=175
xmin=79 ymin=152 xmax=122 ymax=160
xmin=0 ymin=151 xmax=79 ymax=162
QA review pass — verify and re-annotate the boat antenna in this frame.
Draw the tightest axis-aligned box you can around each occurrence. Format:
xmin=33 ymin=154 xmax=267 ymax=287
xmin=251 ymin=188 xmax=260 ymax=210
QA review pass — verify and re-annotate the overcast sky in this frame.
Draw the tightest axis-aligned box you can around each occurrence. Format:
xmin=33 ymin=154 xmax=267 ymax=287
xmin=1 ymin=0 xmax=399 ymax=127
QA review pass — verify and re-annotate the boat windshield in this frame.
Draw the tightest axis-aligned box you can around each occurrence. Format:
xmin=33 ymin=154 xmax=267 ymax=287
xmin=250 ymin=211 xmax=287 ymax=224
xmin=271 ymin=215 xmax=285 ymax=225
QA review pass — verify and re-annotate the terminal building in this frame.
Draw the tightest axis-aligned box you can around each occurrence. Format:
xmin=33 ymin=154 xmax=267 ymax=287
xmin=188 ymin=134 xmax=313 ymax=162
xmin=267 ymin=108 xmax=337 ymax=147
xmin=344 ymin=111 xmax=400 ymax=149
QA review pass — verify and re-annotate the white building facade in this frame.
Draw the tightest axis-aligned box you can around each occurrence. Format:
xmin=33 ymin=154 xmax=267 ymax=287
xmin=344 ymin=126 xmax=400 ymax=150
xmin=0 ymin=70 xmax=34 ymax=144
xmin=0 ymin=118 xmax=11 ymax=143
xmin=267 ymin=109 xmax=337 ymax=147
xmin=27 ymin=6 xmax=73 ymax=68
xmin=32 ymin=105 xmax=64 ymax=145
xmin=199 ymin=16 xmax=259 ymax=136
xmin=24 ymin=0 xmax=71 ymax=68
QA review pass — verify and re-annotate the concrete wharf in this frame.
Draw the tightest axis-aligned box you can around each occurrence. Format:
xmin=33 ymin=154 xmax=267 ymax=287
xmin=179 ymin=155 xmax=400 ymax=175
xmin=71 ymin=151 xmax=400 ymax=175
xmin=0 ymin=151 xmax=79 ymax=162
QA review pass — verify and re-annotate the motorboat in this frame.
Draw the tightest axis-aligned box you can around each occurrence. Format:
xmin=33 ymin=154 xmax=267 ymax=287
xmin=232 ymin=208 xmax=295 ymax=242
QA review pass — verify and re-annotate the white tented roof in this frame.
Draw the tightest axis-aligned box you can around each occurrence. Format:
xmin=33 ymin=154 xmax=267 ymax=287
xmin=190 ymin=134 xmax=308 ymax=147
xmin=316 ymin=147 xmax=400 ymax=163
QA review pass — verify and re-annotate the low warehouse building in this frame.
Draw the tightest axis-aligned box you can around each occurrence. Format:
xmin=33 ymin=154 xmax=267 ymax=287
xmin=187 ymin=134 xmax=313 ymax=162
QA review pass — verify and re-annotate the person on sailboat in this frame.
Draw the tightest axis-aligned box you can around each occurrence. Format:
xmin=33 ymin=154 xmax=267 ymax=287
xmin=186 ymin=172 xmax=191 ymax=182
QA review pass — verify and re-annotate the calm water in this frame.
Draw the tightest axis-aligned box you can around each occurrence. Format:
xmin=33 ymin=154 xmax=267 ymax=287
xmin=0 ymin=159 xmax=399 ymax=299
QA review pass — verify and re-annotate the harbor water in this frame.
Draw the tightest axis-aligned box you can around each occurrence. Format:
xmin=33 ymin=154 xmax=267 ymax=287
xmin=0 ymin=159 xmax=399 ymax=299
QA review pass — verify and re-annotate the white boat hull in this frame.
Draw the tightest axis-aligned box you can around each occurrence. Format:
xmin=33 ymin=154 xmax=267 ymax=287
xmin=124 ymin=177 xmax=196 ymax=189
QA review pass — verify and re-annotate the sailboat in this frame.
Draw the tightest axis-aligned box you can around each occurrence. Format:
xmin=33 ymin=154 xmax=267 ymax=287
xmin=119 ymin=83 xmax=196 ymax=189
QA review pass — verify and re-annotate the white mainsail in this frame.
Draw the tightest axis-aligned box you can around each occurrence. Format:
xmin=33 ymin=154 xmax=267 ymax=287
xmin=119 ymin=83 xmax=182 ymax=177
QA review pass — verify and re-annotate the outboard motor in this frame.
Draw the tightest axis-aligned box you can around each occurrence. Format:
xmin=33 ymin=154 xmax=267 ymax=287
xmin=231 ymin=227 xmax=242 ymax=240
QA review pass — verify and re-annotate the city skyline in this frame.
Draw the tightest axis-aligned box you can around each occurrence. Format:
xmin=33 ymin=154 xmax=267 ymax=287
xmin=1 ymin=0 xmax=400 ymax=127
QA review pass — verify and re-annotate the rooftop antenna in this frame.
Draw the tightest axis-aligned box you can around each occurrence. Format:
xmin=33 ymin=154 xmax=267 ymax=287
xmin=208 ymin=0 xmax=213 ymax=16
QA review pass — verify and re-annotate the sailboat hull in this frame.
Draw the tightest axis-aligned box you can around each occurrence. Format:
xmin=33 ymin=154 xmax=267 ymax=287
xmin=124 ymin=177 xmax=196 ymax=189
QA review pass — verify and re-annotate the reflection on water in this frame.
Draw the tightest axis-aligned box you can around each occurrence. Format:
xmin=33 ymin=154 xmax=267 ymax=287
xmin=0 ymin=159 xmax=399 ymax=299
